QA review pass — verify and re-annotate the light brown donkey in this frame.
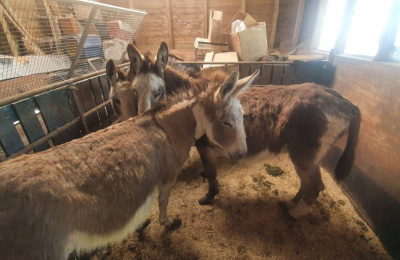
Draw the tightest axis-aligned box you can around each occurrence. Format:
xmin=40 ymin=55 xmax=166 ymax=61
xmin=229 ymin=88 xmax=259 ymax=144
xmin=110 ymin=42 xmax=361 ymax=220
xmin=0 ymin=69 xmax=258 ymax=260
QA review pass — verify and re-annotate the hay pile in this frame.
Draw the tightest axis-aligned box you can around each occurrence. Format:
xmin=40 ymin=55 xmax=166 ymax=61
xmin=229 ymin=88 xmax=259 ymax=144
xmin=88 ymin=148 xmax=391 ymax=260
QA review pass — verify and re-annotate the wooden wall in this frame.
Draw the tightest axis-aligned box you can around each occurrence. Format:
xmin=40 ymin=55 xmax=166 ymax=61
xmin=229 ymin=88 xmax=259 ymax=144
xmin=324 ymin=56 xmax=400 ymax=259
xmin=98 ymin=0 xmax=305 ymax=51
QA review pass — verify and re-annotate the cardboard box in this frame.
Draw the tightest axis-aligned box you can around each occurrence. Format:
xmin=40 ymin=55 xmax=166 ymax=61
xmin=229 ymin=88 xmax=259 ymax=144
xmin=208 ymin=10 xmax=224 ymax=43
xmin=202 ymin=51 xmax=239 ymax=77
xmin=224 ymin=11 xmax=268 ymax=61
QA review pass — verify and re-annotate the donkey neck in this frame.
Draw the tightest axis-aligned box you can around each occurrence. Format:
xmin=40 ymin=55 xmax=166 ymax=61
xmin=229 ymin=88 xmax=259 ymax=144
xmin=155 ymin=100 xmax=197 ymax=161
xmin=164 ymin=66 xmax=206 ymax=94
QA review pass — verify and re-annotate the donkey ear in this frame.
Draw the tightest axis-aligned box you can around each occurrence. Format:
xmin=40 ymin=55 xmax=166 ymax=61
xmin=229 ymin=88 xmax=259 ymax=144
xmin=218 ymin=71 xmax=239 ymax=101
xmin=106 ymin=59 xmax=118 ymax=83
xmin=127 ymin=43 xmax=143 ymax=75
xmin=156 ymin=41 xmax=169 ymax=72
xmin=231 ymin=69 xmax=260 ymax=97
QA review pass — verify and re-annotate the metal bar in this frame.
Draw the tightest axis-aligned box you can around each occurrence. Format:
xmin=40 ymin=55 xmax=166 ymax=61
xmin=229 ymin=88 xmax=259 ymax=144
xmin=6 ymin=117 xmax=80 ymax=160
xmin=52 ymin=0 xmax=147 ymax=14
xmin=82 ymin=99 xmax=111 ymax=119
xmin=0 ymin=63 xmax=130 ymax=107
xmin=66 ymin=6 xmax=98 ymax=78
xmin=118 ymin=12 xmax=147 ymax=63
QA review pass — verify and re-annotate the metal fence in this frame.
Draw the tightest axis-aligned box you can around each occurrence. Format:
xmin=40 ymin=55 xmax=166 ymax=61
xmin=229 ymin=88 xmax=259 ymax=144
xmin=0 ymin=0 xmax=146 ymax=101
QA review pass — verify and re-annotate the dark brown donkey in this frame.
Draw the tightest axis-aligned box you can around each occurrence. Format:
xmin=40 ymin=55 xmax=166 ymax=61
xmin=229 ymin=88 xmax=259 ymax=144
xmin=0 ymin=68 xmax=257 ymax=260
xmin=109 ymin=42 xmax=361 ymax=219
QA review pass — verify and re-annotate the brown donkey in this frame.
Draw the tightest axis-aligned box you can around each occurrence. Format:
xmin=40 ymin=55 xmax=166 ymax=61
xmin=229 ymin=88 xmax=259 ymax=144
xmin=110 ymin=42 xmax=361 ymax=219
xmin=0 ymin=69 xmax=258 ymax=260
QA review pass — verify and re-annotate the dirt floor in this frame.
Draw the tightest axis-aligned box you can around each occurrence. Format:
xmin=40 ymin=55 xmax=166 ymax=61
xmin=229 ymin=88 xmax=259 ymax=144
xmin=87 ymin=148 xmax=391 ymax=260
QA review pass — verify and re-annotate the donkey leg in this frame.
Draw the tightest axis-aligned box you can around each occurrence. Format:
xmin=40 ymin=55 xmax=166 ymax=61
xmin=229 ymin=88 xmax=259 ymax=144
xmin=195 ymin=135 xmax=219 ymax=205
xmin=289 ymin=166 xmax=324 ymax=219
xmin=285 ymin=186 xmax=304 ymax=209
xmin=158 ymin=182 xmax=181 ymax=230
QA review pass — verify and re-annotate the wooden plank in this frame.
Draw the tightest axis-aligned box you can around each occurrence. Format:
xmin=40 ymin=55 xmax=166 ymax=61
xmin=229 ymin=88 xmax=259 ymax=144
xmin=90 ymin=77 xmax=111 ymax=128
xmin=292 ymin=0 xmax=305 ymax=46
xmin=259 ymin=64 xmax=272 ymax=85
xmin=283 ymin=65 xmax=294 ymax=85
xmin=165 ymin=0 xmax=174 ymax=48
xmin=75 ymin=80 xmax=102 ymax=133
xmin=12 ymin=98 xmax=51 ymax=152
xmin=241 ymin=0 xmax=246 ymax=11
xmin=0 ymin=105 xmax=24 ymax=156
xmin=249 ymin=64 xmax=261 ymax=85
xmin=270 ymin=0 xmax=280 ymax=48
xmin=99 ymin=75 xmax=118 ymax=123
xmin=239 ymin=64 xmax=251 ymax=78
xmin=35 ymin=88 xmax=81 ymax=146
xmin=271 ymin=65 xmax=285 ymax=85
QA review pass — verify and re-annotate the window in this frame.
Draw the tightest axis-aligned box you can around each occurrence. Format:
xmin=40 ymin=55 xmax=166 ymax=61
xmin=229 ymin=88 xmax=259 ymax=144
xmin=344 ymin=0 xmax=393 ymax=57
xmin=317 ymin=0 xmax=346 ymax=52
xmin=316 ymin=0 xmax=398 ymax=60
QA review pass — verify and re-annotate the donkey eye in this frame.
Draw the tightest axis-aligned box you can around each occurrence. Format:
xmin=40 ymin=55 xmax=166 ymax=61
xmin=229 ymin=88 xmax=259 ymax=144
xmin=223 ymin=121 xmax=233 ymax=128
xmin=114 ymin=99 xmax=121 ymax=105
xmin=154 ymin=92 xmax=161 ymax=99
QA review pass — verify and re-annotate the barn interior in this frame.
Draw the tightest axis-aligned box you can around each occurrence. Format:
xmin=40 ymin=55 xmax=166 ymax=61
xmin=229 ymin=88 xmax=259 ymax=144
xmin=0 ymin=0 xmax=399 ymax=259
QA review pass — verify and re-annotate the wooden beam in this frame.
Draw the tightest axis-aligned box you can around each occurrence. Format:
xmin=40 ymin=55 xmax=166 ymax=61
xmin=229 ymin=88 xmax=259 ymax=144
xmin=204 ymin=0 xmax=208 ymax=38
xmin=333 ymin=0 xmax=358 ymax=55
xmin=0 ymin=0 xmax=44 ymax=55
xmin=310 ymin=0 xmax=328 ymax=50
xmin=165 ymin=0 xmax=174 ymax=49
xmin=270 ymin=0 xmax=280 ymax=48
xmin=38 ymin=0 xmax=63 ymax=54
xmin=374 ymin=0 xmax=400 ymax=61
xmin=292 ymin=0 xmax=305 ymax=46
xmin=241 ymin=0 xmax=246 ymax=12
xmin=0 ymin=7 xmax=19 ymax=56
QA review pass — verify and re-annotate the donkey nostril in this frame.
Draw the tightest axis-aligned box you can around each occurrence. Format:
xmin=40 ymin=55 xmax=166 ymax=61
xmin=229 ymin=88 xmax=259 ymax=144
xmin=237 ymin=154 xmax=243 ymax=159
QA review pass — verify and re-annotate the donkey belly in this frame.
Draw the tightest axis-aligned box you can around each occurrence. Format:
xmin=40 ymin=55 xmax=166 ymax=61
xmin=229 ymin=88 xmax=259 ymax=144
xmin=64 ymin=190 xmax=156 ymax=258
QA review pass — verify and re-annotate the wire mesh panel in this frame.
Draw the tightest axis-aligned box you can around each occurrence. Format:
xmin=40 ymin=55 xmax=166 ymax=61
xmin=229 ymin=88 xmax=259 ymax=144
xmin=0 ymin=0 xmax=146 ymax=102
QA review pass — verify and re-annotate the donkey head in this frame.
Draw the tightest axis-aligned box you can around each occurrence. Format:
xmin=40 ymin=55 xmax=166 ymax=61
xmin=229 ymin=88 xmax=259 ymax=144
xmin=194 ymin=70 xmax=260 ymax=160
xmin=127 ymin=42 xmax=168 ymax=114
xmin=106 ymin=59 xmax=138 ymax=121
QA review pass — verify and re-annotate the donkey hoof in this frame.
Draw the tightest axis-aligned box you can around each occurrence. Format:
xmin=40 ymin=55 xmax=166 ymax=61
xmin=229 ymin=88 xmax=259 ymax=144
xmin=168 ymin=218 xmax=182 ymax=231
xmin=137 ymin=218 xmax=151 ymax=232
xmin=198 ymin=196 xmax=214 ymax=205
xmin=284 ymin=200 xmax=296 ymax=209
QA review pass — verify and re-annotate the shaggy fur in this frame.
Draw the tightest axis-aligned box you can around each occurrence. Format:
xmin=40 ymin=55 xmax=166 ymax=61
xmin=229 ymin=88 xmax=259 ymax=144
xmin=0 ymin=70 xmax=252 ymax=260
xmin=108 ymin=42 xmax=361 ymax=219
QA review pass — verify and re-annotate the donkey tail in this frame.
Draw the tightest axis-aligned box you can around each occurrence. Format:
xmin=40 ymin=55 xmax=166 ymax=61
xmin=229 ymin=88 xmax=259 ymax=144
xmin=334 ymin=106 xmax=361 ymax=181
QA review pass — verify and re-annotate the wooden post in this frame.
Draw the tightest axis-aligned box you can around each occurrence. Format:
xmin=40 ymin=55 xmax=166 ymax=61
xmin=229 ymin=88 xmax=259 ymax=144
xmin=292 ymin=0 xmax=305 ymax=46
xmin=241 ymin=0 xmax=246 ymax=12
xmin=165 ymin=0 xmax=174 ymax=49
xmin=204 ymin=0 xmax=208 ymax=38
xmin=270 ymin=0 xmax=280 ymax=48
